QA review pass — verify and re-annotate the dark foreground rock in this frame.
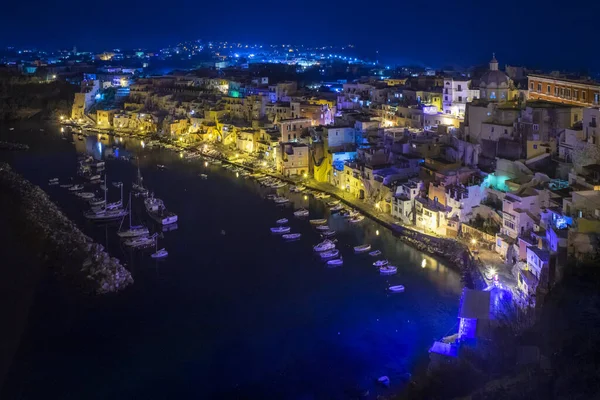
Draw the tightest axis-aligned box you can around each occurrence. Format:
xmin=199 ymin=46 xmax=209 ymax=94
xmin=0 ymin=163 xmax=132 ymax=294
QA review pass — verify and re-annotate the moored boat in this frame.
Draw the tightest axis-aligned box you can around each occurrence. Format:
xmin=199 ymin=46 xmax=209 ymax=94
xmin=320 ymin=249 xmax=340 ymax=259
xmin=349 ymin=215 xmax=365 ymax=223
xmin=354 ymin=244 xmax=372 ymax=253
xmin=316 ymin=225 xmax=330 ymax=231
xmin=124 ymin=234 xmax=156 ymax=248
xmin=327 ymin=258 xmax=343 ymax=267
xmin=389 ymin=285 xmax=405 ymax=293
xmin=270 ymin=226 xmax=291 ymax=234
xmin=368 ymin=250 xmax=382 ymax=257
xmin=313 ymin=239 xmax=336 ymax=252
xmin=68 ymin=184 xmax=84 ymax=191
xmin=379 ymin=265 xmax=397 ymax=275
xmin=76 ymin=192 xmax=95 ymax=199
xmin=321 ymin=230 xmax=336 ymax=237
xmin=199 ymin=174 xmax=208 ymax=179
xmin=373 ymin=260 xmax=389 ymax=267
xmin=276 ymin=218 xmax=289 ymax=224
xmin=294 ymin=208 xmax=309 ymax=217
xmin=309 ymin=218 xmax=327 ymax=225
xmin=330 ymin=204 xmax=344 ymax=212
xmin=151 ymin=248 xmax=169 ymax=259
xmin=282 ymin=233 xmax=301 ymax=240
xmin=273 ymin=197 xmax=289 ymax=204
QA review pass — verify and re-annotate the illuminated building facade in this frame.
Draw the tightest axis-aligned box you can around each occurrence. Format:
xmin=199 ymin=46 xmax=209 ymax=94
xmin=527 ymin=74 xmax=600 ymax=107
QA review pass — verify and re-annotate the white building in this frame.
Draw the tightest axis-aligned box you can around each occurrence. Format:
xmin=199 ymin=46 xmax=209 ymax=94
xmin=442 ymin=78 xmax=479 ymax=117
xmin=391 ymin=179 xmax=423 ymax=224
xmin=324 ymin=126 xmax=356 ymax=149
xmin=445 ymin=183 xmax=485 ymax=222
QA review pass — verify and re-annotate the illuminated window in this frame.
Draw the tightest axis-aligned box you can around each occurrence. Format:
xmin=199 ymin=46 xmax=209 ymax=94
xmin=490 ymin=92 xmax=496 ymax=99
xmin=537 ymin=83 xmax=541 ymax=92
xmin=547 ymin=85 xmax=551 ymax=94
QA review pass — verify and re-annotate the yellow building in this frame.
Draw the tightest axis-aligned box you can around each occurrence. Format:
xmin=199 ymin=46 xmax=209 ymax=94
xmin=170 ymin=119 xmax=189 ymax=136
xmin=339 ymin=162 xmax=366 ymax=199
xmin=97 ymin=110 xmax=116 ymax=128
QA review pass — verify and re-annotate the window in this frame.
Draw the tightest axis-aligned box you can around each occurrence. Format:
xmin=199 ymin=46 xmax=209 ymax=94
xmin=533 ymin=124 xmax=539 ymax=131
xmin=530 ymin=82 xmax=534 ymax=90
xmin=501 ymin=92 xmax=506 ymax=99
xmin=555 ymin=87 xmax=559 ymax=96
xmin=491 ymin=127 xmax=495 ymax=133
xmin=583 ymin=91 xmax=587 ymax=101
xmin=445 ymin=96 xmax=448 ymax=101
xmin=504 ymin=129 xmax=508 ymax=134
xmin=504 ymin=220 xmax=515 ymax=230
xmin=533 ymin=144 xmax=538 ymax=149
xmin=574 ymin=90 xmax=578 ymax=100
xmin=566 ymin=89 xmax=571 ymax=98
xmin=537 ymin=83 xmax=542 ymax=92
xmin=574 ymin=114 xmax=578 ymax=122
xmin=595 ymin=93 xmax=600 ymax=104
xmin=547 ymin=85 xmax=551 ymax=94
xmin=458 ymin=96 xmax=463 ymax=102
xmin=458 ymin=85 xmax=462 ymax=91
xmin=490 ymin=91 xmax=496 ymax=99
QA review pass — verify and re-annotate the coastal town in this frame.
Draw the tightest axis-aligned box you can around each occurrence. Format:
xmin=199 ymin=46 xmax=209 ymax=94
xmin=2 ymin=41 xmax=600 ymax=398
xmin=23 ymin=47 xmax=597 ymax=306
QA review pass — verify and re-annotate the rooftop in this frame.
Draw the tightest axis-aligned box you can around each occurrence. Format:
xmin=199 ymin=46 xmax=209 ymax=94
xmin=529 ymin=74 xmax=600 ymax=87
xmin=527 ymin=246 xmax=550 ymax=262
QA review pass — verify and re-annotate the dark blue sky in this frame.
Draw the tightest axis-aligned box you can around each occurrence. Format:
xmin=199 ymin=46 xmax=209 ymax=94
xmin=2 ymin=0 xmax=599 ymax=71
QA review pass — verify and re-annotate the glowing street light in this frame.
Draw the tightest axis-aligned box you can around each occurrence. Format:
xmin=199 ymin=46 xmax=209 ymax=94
xmin=471 ymin=238 xmax=477 ymax=245
xmin=376 ymin=229 xmax=380 ymax=236
xmin=304 ymin=195 xmax=308 ymax=200
xmin=421 ymin=259 xmax=427 ymax=268
xmin=204 ymin=161 xmax=208 ymax=167
xmin=375 ymin=202 xmax=381 ymax=210
xmin=60 ymin=115 xmax=64 ymax=120
xmin=262 ymin=161 xmax=267 ymax=167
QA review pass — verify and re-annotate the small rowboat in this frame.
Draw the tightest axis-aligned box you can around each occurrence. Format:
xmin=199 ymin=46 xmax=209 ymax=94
xmin=282 ymin=233 xmax=301 ymax=240
xmin=321 ymin=230 xmax=336 ymax=237
xmin=309 ymin=219 xmax=327 ymax=225
xmin=326 ymin=200 xmax=340 ymax=207
xmin=276 ymin=218 xmax=289 ymax=224
xmin=294 ymin=208 xmax=309 ymax=217
xmin=151 ymin=248 xmax=169 ymax=259
xmin=373 ymin=260 xmax=389 ymax=267
xmin=327 ymin=258 xmax=343 ymax=267
xmin=316 ymin=225 xmax=330 ymax=231
xmin=320 ymin=249 xmax=339 ymax=259
xmin=60 ymin=184 xmax=73 ymax=188
xmin=369 ymin=250 xmax=382 ymax=257
xmin=349 ymin=215 xmax=365 ymax=223
xmin=389 ymin=285 xmax=405 ymax=293
xmin=270 ymin=226 xmax=291 ymax=234
xmin=354 ymin=244 xmax=371 ymax=253
xmin=76 ymin=192 xmax=95 ymax=199
xmin=380 ymin=265 xmax=397 ymax=275
xmin=330 ymin=204 xmax=344 ymax=212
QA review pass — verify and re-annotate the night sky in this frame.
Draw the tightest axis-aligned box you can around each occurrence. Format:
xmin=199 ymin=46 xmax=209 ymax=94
xmin=1 ymin=0 xmax=599 ymax=71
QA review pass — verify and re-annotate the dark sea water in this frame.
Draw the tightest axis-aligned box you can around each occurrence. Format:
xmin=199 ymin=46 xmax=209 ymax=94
xmin=0 ymin=123 xmax=462 ymax=399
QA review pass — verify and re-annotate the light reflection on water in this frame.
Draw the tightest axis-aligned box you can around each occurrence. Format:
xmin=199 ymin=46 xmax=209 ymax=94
xmin=1 ymin=123 xmax=464 ymax=399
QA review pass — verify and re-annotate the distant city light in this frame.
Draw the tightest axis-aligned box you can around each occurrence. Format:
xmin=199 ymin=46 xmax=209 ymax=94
xmin=422 ymin=259 xmax=427 ymax=268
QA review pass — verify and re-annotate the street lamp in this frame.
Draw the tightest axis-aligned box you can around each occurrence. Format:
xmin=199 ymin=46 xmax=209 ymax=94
xmin=303 ymin=173 xmax=307 ymax=179
xmin=471 ymin=238 xmax=477 ymax=245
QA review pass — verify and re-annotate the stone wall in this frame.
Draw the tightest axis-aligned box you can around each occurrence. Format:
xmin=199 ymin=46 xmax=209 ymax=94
xmin=0 ymin=163 xmax=132 ymax=294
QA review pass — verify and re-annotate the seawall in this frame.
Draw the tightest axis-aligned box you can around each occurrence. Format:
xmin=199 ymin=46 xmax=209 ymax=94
xmin=0 ymin=163 xmax=133 ymax=294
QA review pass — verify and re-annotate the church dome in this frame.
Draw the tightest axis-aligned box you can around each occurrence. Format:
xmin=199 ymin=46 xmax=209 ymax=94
xmin=479 ymin=54 xmax=510 ymax=88
xmin=480 ymin=70 xmax=510 ymax=88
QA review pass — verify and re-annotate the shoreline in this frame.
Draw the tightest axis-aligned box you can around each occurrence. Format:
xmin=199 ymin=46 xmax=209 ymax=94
xmin=65 ymin=124 xmax=486 ymax=289
xmin=0 ymin=163 xmax=133 ymax=295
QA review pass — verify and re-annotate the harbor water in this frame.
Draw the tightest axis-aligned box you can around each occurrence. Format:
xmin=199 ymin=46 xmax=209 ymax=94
xmin=0 ymin=123 xmax=463 ymax=399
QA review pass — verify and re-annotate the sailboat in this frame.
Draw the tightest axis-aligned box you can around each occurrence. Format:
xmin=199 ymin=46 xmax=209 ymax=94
xmin=117 ymin=192 xmax=150 ymax=238
xmin=84 ymin=174 xmax=128 ymax=221
xmin=132 ymin=162 xmax=149 ymax=197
